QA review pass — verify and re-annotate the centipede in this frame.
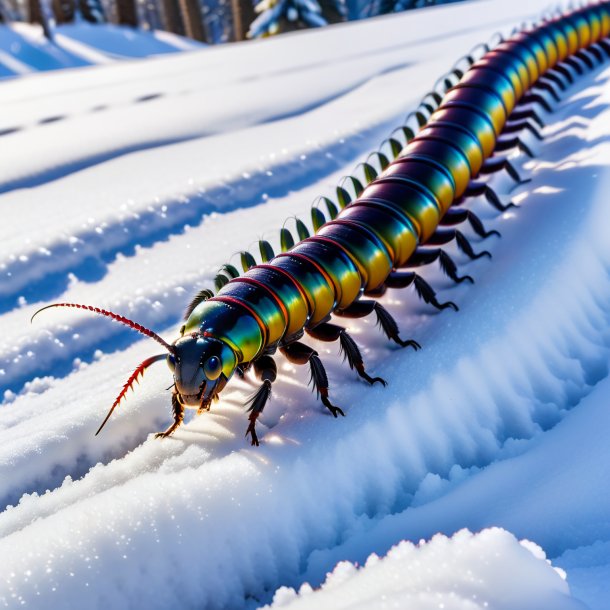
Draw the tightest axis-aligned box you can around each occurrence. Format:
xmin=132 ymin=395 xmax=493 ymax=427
xmin=31 ymin=2 xmax=610 ymax=446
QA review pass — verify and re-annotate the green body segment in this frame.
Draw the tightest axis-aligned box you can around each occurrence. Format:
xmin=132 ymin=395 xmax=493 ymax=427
xmin=185 ymin=4 xmax=610 ymax=365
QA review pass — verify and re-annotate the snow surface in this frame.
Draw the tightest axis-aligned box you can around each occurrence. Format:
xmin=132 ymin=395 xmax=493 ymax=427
xmin=1 ymin=1 xmax=610 ymax=609
xmin=0 ymin=22 xmax=201 ymax=78
xmin=263 ymin=529 xmax=584 ymax=610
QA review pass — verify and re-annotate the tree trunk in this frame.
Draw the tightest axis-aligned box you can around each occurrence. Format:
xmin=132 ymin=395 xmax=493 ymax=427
xmin=161 ymin=0 xmax=184 ymax=34
xmin=52 ymin=0 xmax=74 ymax=23
xmin=177 ymin=0 xmax=206 ymax=41
xmin=230 ymin=0 xmax=255 ymax=41
xmin=29 ymin=0 xmax=55 ymax=38
xmin=116 ymin=0 xmax=138 ymax=26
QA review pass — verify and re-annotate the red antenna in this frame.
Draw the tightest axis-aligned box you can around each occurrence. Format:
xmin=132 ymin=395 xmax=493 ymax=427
xmin=95 ymin=354 xmax=167 ymax=435
xmin=31 ymin=302 xmax=174 ymax=353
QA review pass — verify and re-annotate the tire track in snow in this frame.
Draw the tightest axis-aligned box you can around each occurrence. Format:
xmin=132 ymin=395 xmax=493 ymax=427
xmin=0 ymin=61 xmax=413 ymax=196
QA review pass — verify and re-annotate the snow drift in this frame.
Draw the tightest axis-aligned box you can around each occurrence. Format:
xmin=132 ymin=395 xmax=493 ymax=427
xmin=1 ymin=1 xmax=610 ymax=609
xmin=264 ymin=529 xmax=584 ymax=610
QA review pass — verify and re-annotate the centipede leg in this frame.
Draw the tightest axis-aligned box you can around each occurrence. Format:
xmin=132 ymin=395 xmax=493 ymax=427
xmin=598 ymin=39 xmax=610 ymax=58
xmin=383 ymin=271 xmax=458 ymax=311
xmin=479 ymin=157 xmax=529 ymax=186
xmin=406 ymin=248 xmax=474 ymax=284
xmin=503 ymin=119 xmax=544 ymax=141
xmin=540 ymin=70 xmax=568 ymax=91
xmin=155 ymin=392 xmax=185 ymax=439
xmin=307 ymin=323 xmax=386 ymax=386
xmin=532 ymin=79 xmax=561 ymax=102
xmin=280 ymin=342 xmax=344 ymax=418
xmin=495 ymin=134 xmax=535 ymax=158
xmin=574 ymin=49 xmax=595 ymax=70
xmin=519 ymin=92 xmax=554 ymax=113
xmin=335 ymin=299 xmax=421 ymax=350
xmin=427 ymin=228 xmax=491 ymax=260
xmin=244 ymin=355 xmax=277 ymax=446
xmin=440 ymin=207 xmax=501 ymax=239
xmin=510 ymin=107 xmax=545 ymax=128
xmin=466 ymin=176 xmax=522 ymax=214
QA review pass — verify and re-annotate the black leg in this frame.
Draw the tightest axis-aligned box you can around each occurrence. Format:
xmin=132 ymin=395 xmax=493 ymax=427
xmin=563 ymin=56 xmax=584 ymax=76
xmin=383 ymin=271 xmax=458 ymax=311
xmin=335 ymin=299 xmax=421 ymax=349
xmin=519 ymin=92 xmax=553 ymax=113
xmin=307 ymin=323 xmax=386 ymax=386
xmin=440 ymin=207 xmax=501 ymax=239
xmin=510 ymin=107 xmax=545 ymax=127
xmin=548 ymin=64 xmax=573 ymax=85
xmin=480 ymin=157 xmax=529 ymax=185
xmin=574 ymin=49 xmax=594 ymax=70
xmin=280 ymin=341 xmax=344 ymax=418
xmin=466 ymin=178 xmax=519 ymax=213
xmin=155 ymin=392 xmax=185 ymax=439
xmin=533 ymin=80 xmax=561 ymax=102
xmin=406 ymin=248 xmax=474 ymax=284
xmin=541 ymin=70 xmax=567 ymax=91
xmin=427 ymin=229 xmax=491 ymax=260
xmin=503 ymin=120 xmax=544 ymax=141
xmin=244 ymin=355 xmax=277 ymax=446
xmin=372 ymin=302 xmax=421 ymax=349
xmin=495 ymin=134 xmax=535 ymax=158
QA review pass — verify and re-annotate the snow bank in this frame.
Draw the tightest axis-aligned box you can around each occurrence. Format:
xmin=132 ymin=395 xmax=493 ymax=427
xmin=263 ymin=529 xmax=583 ymax=610
xmin=0 ymin=22 xmax=200 ymax=78
xmin=2 ymin=2 xmax=610 ymax=609
xmin=1 ymin=64 xmax=610 ymax=609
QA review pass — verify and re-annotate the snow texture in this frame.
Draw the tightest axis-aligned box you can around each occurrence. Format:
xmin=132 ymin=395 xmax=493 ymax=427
xmin=1 ymin=1 xmax=610 ymax=609
xmin=263 ymin=529 xmax=584 ymax=610
xmin=0 ymin=22 xmax=201 ymax=78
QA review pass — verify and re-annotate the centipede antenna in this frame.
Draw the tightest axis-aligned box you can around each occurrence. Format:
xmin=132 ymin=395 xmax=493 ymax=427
xmin=96 ymin=354 xmax=167 ymax=435
xmin=31 ymin=303 xmax=174 ymax=352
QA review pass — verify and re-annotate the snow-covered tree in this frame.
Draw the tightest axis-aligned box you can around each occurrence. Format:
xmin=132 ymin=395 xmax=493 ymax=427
xmin=248 ymin=0 xmax=327 ymax=38
xmin=80 ymin=0 xmax=106 ymax=21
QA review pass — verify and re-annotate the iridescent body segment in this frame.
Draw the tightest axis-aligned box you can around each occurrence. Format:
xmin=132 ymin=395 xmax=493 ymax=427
xmin=186 ymin=3 xmax=610 ymax=366
xmin=32 ymin=4 xmax=610 ymax=444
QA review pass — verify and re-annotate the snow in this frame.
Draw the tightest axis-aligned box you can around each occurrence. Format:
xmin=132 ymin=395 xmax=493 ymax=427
xmin=263 ymin=529 xmax=584 ymax=610
xmin=0 ymin=22 xmax=201 ymax=78
xmin=1 ymin=1 xmax=610 ymax=609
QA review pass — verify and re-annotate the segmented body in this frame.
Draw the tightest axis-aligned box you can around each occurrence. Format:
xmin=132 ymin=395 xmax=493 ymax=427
xmin=33 ymin=3 xmax=610 ymax=443
xmin=185 ymin=4 xmax=610 ymax=365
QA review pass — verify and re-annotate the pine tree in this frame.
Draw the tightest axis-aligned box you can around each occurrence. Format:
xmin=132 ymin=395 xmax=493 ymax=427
xmin=79 ymin=0 xmax=106 ymax=22
xmin=29 ymin=0 xmax=55 ymax=38
xmin=231 ymin=0 xmax=255 ymax=40
xmin=178 ymin=0 xmax=207 ymax=40
xmin=248 ymin=0 xmax=328 ymax=38
xmin=115 ymin=0 xmax=137 ymax=26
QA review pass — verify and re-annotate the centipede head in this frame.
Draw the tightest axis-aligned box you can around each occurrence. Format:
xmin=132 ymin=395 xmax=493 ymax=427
xmin=167 ymin=331 xmax=237 ymax=411
xmin=30 ymin=302 xmax=236 ymax=434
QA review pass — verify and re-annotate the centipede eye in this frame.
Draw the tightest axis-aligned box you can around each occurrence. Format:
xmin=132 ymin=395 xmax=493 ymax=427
xmin=203 ymin=356 xmax=222 ymax=380
xmin=167 ymin=353 xmax=177 ymax=372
